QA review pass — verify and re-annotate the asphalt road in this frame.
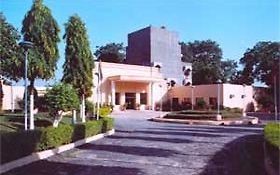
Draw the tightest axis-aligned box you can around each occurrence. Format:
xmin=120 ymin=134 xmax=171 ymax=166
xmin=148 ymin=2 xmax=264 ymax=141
xmin=4 ymin=110 xmax=266 ymax=175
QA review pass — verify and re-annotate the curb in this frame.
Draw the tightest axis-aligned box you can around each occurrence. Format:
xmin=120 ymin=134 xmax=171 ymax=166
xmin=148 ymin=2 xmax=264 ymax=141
xmin=150 ymin=117 xmax=258 ymax=126
xmin=0 ymin=129 xmax=115 ymax=174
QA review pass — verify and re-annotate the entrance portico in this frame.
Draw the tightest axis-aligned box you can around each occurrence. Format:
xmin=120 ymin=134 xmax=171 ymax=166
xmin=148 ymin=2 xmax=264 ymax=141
xmin=108 ymin=75 xmax=163 ymax=110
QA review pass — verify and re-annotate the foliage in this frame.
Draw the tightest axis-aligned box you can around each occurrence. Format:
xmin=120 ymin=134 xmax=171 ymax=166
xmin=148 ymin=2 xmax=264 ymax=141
xmin=21 ymin=0 xmax=60 ymax=88
xmin=37 ymin=124 xmax=73 ymax=150
xmin=0 ymin=118 xmax=114 ymax=164
xmin=99 ymin=106 xmax=112 ymax=118
xmin=0 ymin=13 xmax=22 ymax=81
xmin=62 ymin=14 xmax=94 ymax=98
xmin=238 ymin=42 xmax=280 ymax=87
xmin=220 ymin=59 xmax=238 ymax=83
xmin=45 ymin=83 xmax=79 ymax=127
xmin=196 ymin=98 xmax=207 ymax=109
xmin=181 ymin=40 xmax=223 ymax=85
xmin=264 ymin=123 xmax=280 ymax=148
xmin=94 ymin=42 xmax=126 ymax=63
xmin=85 ymin=100 xmax=94 ymax=115
xmin=264 ymin=123 xmax=280 ymax=171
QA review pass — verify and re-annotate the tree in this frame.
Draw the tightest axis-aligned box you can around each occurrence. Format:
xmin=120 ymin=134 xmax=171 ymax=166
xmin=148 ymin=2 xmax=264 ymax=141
xmin=94 ymin=43 xmax=125 ymax=63
xmin=0 ymin=12 xmax=21 ymax=80
xmin=62 ymin=14 xmax=94 ymax=122
xmin=220 ymin=59 xmax=238 ymax=83
xmin=21 ymin=0 xmax=60 ymax=127
xmin=45 ymin=83 xmax=79 ymax=127
xmin=181 ymin=40 xmax=222 ymax=85
xmin=238 ymin=41 xmax=280 ymax=111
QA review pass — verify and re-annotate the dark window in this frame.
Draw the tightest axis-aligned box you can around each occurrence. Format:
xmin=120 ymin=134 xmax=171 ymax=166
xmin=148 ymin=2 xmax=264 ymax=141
xmin=172 ymin=98 xmax=179 ymax=105
xmin=140 ymin=93 xmax=147 ymax=104
xmin=115 ymin=93 xmax=120 ymax=105
xmin=209 ymin=97 xmax=217 ymax=106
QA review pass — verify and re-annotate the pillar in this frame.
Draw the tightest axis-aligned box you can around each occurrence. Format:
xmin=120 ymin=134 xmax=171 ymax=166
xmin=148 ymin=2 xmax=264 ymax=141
xmin=111 ymin=81 xmax=115 ymax=106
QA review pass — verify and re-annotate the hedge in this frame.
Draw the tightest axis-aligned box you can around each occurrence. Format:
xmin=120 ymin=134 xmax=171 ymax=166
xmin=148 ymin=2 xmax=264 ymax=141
xmin=0 ymin=118 xmax=114 ymax=164
xmin=264 ymin=123 xmax=280 ymax=171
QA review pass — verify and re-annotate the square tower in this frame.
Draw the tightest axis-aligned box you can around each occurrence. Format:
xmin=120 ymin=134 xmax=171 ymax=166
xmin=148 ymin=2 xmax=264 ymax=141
xmin=126 ymin=26 xmax=192 ymax=85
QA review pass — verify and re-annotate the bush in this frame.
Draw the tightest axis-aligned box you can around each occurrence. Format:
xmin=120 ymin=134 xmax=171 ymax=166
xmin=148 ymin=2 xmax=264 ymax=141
xmin=37 ymin=124 xmax=73 ymax=150
xmin=99 ymin=106 xmax=112 ymax=118
xmin=45 ymin=83 xmax=80 ymax=127
xmin=0 ymin=118 xmax=114 ymax=164
xmin=264 ymin=123 xmax=280 ymax=171
xmin=85 ymin=100 xmax=94 ymax=116
xmin=196 ymin=99 xmax=206 ymax=109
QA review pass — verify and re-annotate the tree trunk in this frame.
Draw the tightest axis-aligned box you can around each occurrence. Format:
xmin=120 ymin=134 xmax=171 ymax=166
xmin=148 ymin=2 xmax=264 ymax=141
xmin=72 ymin=109 xmax=77 ymax=124
xmin=29 ymin=79 xmax=35 ymax=130
xmin=53 ymin=111 xmax=63 ymax=128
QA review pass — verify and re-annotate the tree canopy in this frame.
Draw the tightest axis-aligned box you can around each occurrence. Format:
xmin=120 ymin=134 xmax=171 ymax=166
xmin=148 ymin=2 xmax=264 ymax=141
xmin=181 ymin=40 xmax=223 ymax=85
xmin=238 ymin=41 xmax=280 ymax=87
xmin=220 ymin=59 xmax=238 ymax=83
xmin=45 ymin=83 xmax=79 ymax=127
xmin=62 ymin=14 xmax=94 ymax=98
xmin=0 ymin=13 xmax=22 ymax=81
xmin=94 ymin=43 xmax=125 ymax=63
xmin=21 ymin=0 xmax=60 ymax=86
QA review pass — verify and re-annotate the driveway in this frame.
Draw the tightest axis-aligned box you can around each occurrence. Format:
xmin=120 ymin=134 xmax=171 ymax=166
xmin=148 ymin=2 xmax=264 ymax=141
xmin=4 ymin=110 xmax=266 ymax=175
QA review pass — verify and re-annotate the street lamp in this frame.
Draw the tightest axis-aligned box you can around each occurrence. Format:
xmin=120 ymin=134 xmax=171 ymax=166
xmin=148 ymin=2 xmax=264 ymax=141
xmin=19 ymin=41 xmax=33 ymax=130
xmin=242 ymin=84 xmax=246 ymax=117
xmin=217 ymin=80 xmax=222 ymax=121
xmin=191 ymin=85 xmax=195 ymax=111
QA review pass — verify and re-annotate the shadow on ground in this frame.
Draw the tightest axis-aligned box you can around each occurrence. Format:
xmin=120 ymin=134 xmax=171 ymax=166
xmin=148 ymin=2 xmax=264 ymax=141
xmin=199 ymin=134 xmax=267 ymax=175
xmin=3 ymin=160 xmax=144 ymax=175
xmin=78 ymin=143 xmax=181 ymax=157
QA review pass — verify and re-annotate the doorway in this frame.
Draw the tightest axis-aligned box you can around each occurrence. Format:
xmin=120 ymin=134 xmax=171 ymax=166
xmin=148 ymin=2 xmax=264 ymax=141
xmin=125 ymin=93 xmax=136 ymax=109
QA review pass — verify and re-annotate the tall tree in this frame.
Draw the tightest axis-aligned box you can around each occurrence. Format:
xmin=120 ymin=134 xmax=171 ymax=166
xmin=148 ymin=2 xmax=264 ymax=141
xmin=21 ymin=0 xmax=60 ymax=128
xmin=94 ymin=43 xmax=125 ymax=63
xmin=220 ymin=59 xmax=238 ymax=83
xmin=181 ymin=40 xmax=223 ymax=85
xmin=0 ymin=12 xmax=21 ymax=80
xmin=0 ymin=13 xmax=21 ymax=111
xmin=238 ymin=41 xmax=280 ymax=111
xmin=62 ymin=14 xmax=94 ymax=122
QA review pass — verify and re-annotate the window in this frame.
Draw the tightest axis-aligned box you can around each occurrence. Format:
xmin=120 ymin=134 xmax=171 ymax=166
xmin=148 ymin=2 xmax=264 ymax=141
xmin=196 ymin=97 xmax=204 ymax=104
xmin=172 ymin=98 xmax=179 ymax=105
xmin=183 ymin=98 xmax=191 ymax=103
xmin=209 ymin=97 xmax=217 ymax=106
xmin=115 ymin=93 xmax=120 ymax=105
xmin=140 ymin=93 xmax=147 ymax=104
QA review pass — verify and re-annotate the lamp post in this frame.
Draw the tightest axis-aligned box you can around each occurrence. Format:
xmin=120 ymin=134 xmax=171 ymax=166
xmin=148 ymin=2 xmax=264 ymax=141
xmin=191 ymin=86 xmax=195 ymax=111
xmin=274 ymin=76 xmax=278 ymax=121
xmin=217 ymin=80 xmax=222 ymax=121
xmin=242 ymin=84 xmax=246 ymax=117
xmin=94 ymin=72 xmax=100 ymax=120
xmin=19 ymin=41 xmax=33 ymax=130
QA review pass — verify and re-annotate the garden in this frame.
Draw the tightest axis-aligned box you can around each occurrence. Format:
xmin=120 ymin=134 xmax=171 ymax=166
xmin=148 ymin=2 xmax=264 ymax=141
xmin=0 ymin=83 xmax=114 ymax=165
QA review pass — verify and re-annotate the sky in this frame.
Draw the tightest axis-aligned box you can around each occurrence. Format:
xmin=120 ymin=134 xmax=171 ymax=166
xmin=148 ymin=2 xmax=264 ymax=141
xmin=1 ymin=0 xmax=279 ymax=86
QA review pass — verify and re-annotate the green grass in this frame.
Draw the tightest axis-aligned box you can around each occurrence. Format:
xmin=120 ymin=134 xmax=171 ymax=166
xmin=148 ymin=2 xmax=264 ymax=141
xmin=264 ymin=122 xmax=280 ymax=148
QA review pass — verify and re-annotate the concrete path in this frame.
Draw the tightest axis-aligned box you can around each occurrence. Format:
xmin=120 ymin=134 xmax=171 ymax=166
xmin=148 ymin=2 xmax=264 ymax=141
xmin=4 ymin=110 xmax=267 ymax=175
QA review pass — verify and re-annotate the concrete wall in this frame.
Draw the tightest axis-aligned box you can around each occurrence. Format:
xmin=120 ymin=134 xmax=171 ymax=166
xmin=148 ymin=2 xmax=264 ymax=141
xmin=2 ymin=84 xmax=25 ymax=110
xmin=168 ymin=84 xmax=255 ymax=109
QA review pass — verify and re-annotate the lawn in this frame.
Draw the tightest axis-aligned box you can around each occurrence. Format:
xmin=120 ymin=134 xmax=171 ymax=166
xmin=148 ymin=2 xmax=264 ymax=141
xmin=0 ymin=112 xmax=75 ymax=133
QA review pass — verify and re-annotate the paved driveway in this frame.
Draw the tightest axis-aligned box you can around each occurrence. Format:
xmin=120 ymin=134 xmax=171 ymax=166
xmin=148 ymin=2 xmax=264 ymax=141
xmin=4 ymin=110 xmax=266 ymax=175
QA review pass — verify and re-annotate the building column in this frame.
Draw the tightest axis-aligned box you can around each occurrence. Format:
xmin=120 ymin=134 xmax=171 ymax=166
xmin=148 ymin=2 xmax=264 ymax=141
xmin=136 ymin=93 xmax=140 ymax=105
xmin=120 ymin=92 xmax=125 ymax=105
xmin=111 ymin=81 xmax=115 ymax=106
xmin=148 ymin=82 xmax=154 ymax=110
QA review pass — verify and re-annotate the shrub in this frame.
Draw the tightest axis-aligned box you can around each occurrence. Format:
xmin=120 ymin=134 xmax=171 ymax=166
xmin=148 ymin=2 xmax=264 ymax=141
xmin=99 ymin=106 xmax=112 ymax=118
xmin=102 ymin=117 xmax=114 ymax=132
xmin=0 ymin=118 xmax=114 ymax=164
xmin=85 ymin=100 xmax=94 ymax=116
xmin=37 ymin=124 xmax=73 ymax=150
xmin=45 ymin=83 xmax=79 ymax=127
xmin=264 ymin=123 xmax=280 ymax=171
xmin=196 ymin=99 xmax=206 ymax=109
